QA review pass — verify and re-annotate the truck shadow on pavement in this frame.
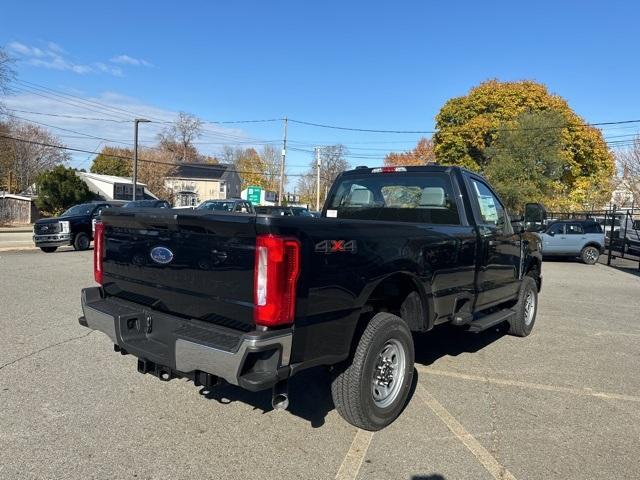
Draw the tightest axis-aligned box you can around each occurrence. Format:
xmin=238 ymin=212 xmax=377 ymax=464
xmin=198 ymin=366 xmax=336 ymax=428
xmin=413 ymin=323 xmax=508 ymax=367
xmin=197 ymin=324 xmax=505 ymax=428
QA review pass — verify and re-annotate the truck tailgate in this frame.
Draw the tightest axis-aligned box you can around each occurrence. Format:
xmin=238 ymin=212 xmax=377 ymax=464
xmin=100 ymin=209 xmax=257 ymax=331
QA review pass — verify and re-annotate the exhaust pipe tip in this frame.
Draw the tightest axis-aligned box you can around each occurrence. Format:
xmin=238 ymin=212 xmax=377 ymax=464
xmin=272 ymin=393 xmax=289 ymax=411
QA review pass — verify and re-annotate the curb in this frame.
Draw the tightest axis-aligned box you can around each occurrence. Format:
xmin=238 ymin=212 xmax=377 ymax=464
xmin=0 ymin=246 xmax=38 ymax=253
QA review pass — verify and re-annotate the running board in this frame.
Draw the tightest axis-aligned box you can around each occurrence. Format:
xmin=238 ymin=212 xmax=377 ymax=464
xmin=467 ymin=308 xmax=515 ymax=333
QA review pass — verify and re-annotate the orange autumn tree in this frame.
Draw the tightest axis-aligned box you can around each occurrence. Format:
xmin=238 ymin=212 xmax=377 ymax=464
xmin=384 ymin=138 xmax=435 ymax=166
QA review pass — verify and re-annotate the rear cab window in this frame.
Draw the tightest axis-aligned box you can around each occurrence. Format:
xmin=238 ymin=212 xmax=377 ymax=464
xmin=325 ymin=171 xmax=462 ymax=224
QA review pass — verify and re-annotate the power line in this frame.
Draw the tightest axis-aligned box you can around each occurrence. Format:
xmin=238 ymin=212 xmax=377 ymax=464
xmin=13 ymin=80 xmax=282 ymax=126
xmin=289 ymin=117 xmax=640 ymax=134
xmin=289 ymin=118 xmax=434 ymax=134
xmin=4 ymin=108 xmax=133 ymax=123
xmin=0 ymin=133 xmax=310 ymax=177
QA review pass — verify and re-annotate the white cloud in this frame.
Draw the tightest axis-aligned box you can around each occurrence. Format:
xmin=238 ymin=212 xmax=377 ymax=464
xmin=8 ymin=41 xmax=45 ymax=58
xmin=7 ymin=41 xmax=150 ymax=77
xmin=110 ymin=54 xmax=153 ymax=67
xmin=2 ymin=90 xmax=252 ymax=168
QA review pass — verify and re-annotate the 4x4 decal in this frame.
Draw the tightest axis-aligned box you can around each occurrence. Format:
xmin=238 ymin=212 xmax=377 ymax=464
xmin=315 ymin=240 xmax=357 ymax=254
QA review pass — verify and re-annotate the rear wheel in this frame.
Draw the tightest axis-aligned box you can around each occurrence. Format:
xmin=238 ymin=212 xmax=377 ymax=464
xmin=331 ymin=312 xmax=414 ymax=431
xmin=40 ymin=247 xmax=57 ymax=253
xmin=581 ymin=246 xmax=599 ymax=265
xmin=507 ymin=276 xmax=538 ymax=337
xmin=73 ymin=232 xmax=90 ymax=251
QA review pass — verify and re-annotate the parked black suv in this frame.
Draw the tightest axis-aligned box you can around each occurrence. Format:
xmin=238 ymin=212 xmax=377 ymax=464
xmin=33 ymin=201 xmax=121 ymax=253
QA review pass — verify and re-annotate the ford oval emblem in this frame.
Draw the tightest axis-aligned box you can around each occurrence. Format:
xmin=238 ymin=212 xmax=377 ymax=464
xmin=150 ymin=246 xmax=174 ymax=265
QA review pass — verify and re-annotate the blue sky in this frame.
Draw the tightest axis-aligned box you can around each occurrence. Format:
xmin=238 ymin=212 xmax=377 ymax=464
xmin=2 ymin=0 xmax=639 ymax=182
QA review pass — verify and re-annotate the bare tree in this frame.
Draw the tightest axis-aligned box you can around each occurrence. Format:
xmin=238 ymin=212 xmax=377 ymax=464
xmin=138 ymin=148 xmax=178 ymax=200
xmin=1 ymin=121 xmax=69 ymax=193
xmin=0 ymin=47 xmax=16 ymax=113
xmin=296 ymin=144 xmax=349 ymax=207
xmin=261 ymin=144 xmax=283 ymax=192
xmin=615 ymin=135 xmax=640 ymax=207
xmin=158 ymin=112 xmax=203 ymax=162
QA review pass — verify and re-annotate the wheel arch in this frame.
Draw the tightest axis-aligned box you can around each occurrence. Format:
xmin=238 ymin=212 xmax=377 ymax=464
xmin=582 ymin=241 xmax=602 ymax=251
xmin=357 ymin=271 xmax=434 ymax=332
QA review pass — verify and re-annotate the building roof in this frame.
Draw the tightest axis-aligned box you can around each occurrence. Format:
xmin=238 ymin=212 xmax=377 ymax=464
xmin=168 ymin=163 xmax=231 ymax=180
xmin=0 ymin=192 xmax=33 ymax=201
xmin=76 ymin=171 xmax=148 ymax=186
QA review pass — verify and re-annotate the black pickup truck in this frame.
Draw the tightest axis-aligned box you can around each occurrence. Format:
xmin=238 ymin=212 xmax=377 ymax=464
xmin=79 ymin=166 xmax=542 ymax=430
xmin=34 ymin=201 xmax=121 ymax=253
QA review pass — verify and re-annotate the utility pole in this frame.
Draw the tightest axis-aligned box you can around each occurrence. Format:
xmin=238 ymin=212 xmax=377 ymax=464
xmin=278 ymin=117 xmax=288 ymax=206
xmin=315 ymin=147 xmax=322 ymax=211
xmin=132 ymin=119 xmax=151 ymax=201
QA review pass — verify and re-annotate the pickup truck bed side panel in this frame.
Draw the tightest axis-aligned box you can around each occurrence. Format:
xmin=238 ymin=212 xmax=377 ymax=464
xmin=256 ymin=216 xmax=478 ymax=367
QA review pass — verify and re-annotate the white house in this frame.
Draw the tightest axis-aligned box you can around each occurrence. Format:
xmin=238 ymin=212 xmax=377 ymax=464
xmin=164 ymin=164 xmax=242 ymax=207
xmin=76 ymin=172 xmax=157 ymax=201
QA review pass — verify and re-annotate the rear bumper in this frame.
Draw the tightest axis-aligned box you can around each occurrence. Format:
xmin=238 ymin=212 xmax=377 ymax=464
xmin=33 ymin=233 xmax=72 ymax=247
xmin=79 ymin=287 xmax=292 ymax=391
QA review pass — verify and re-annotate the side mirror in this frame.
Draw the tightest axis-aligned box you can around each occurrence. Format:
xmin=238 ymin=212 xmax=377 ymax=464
xmin=547 ymin=230 xmax=554 ymax=236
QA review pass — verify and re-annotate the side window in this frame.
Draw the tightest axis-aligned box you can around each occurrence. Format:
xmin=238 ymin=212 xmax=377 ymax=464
xmin=548 ymin=223 xmax=564 ymax=235
xmin=566 ymin=224 xmax=584 ymax=235
xmin=469 ymin=178 xmax=508 ymax=232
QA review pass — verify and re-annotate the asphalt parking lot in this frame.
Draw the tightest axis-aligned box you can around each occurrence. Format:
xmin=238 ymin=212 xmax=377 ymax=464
xmin=1 ymin=250 xmax=639 ymax=480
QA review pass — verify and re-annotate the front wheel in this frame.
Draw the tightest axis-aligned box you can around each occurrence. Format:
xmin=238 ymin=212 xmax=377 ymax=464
xmin=331 ymin=312 xmax=415 ymax=431
xmin=508 ymin=276 xmax=538 ymax=337
xmin=581 ymin=246 xmax=600 ymax=265
xmin=73 ymin=232 xmax=90 ymax=251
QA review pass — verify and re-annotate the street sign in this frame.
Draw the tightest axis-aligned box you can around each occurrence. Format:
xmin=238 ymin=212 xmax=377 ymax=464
xmin=247 ymin=186 xmax=262 ymax=204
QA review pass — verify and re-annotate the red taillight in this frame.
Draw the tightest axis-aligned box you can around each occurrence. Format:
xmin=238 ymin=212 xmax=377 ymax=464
xmin=254 ymin=234 xmax=301 ymax=327
xmin=371 ymin=166 xmax=407 ymax=173
xmin=94 ymin=221 xmax=105 ymax=284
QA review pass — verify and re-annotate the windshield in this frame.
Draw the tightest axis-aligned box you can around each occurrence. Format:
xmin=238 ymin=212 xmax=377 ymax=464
xmin=326 ymin=172 xmax=460 ymax=224
xmin=196 ymin=201 xmax=237 ymax=212
xmin=60 ymin=203 xmax=95 ymax=217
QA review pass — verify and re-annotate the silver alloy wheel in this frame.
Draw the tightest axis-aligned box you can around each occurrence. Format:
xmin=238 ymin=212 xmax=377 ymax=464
xmin=584 ymin=247 xmax=598 ymax=263
xmin=523 ymin=291 xmax=535 ymax=326
xmin=371 ymin=339 xmax=406 ymax=408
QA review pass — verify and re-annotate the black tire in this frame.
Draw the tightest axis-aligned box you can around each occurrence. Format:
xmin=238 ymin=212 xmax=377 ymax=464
xmin=507 ymin=276 xmax=538 ymax=337
xmin=331 ymin=312 xmax=415 ymax=431
xmin=40 ymin=246 xmax=58 ymax=253
xmin=581 ymin=245 xmax=600 ymax=265
xmin=73 ymin=232 xmax=90 ymax=251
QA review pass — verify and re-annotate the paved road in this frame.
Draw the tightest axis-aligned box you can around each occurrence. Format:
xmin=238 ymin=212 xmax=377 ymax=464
xmin=1 ymin=251 xmax=639 ymax=480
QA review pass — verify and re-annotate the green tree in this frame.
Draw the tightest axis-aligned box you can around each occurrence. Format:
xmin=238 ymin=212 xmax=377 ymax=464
xmin=35 ymin=165 xmax=94 ymax=215
xmin=235 ymin=148 xmax=269 ymax=190
xmin=90 ymin=147 xmax=132 ymax=176
xmin=484 ymin=111 xmax=566 ymax=211
xmin=434 ymin=80 xmax=615 ymax=209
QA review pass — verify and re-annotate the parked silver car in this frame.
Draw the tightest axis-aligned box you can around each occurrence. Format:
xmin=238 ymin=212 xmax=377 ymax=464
xmin=539 ymin=220 xmax=604 ymax=264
